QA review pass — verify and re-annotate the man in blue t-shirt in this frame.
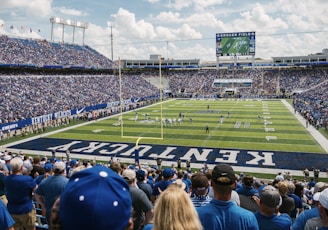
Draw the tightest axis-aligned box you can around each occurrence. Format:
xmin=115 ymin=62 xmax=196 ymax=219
xmin=34 ymin=161 xmax=69 ymax=224
xmin=254 ymin=185 xmax=292 ymax=230
xmin=5 ymin=157 xmax=37 ymax=230
xmin=236 ymin=175 xmax=258 ymax=197
xmin=151 ymin=168 xmax=173 ymax=203
xmin=197 ymin=163 xmax=259 ymax=230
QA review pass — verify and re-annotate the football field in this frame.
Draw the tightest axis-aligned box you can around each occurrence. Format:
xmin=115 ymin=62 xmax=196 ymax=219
xmin=49 ymin=98 xmax=325 ymax=154
xmin=6 ymin=98 xmax=328 ymax=176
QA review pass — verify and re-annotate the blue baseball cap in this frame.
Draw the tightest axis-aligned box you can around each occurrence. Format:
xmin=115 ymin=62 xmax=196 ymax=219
xmin=69 ymin=159 xmax=77 ymax=166
xmin=136 ymin=169 xmax=146 ymax=180
xmin=59 ymin=165 xmax=132 ymax=230
xmin=163 ymin=168 xmax=174 ymax=178
xmin=44 ymin=163 xmax=53 ymax=172
xmin=128 ymin=165 xmax=135 ymax=170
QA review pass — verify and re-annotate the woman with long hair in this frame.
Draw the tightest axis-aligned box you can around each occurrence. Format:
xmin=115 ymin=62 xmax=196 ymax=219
xmin=144 ymin=183 xmax=203 ymax=230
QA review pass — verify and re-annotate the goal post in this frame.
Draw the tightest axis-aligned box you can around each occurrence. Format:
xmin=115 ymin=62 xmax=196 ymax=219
xmin=118 ymin=56 xmax=165 ymax=163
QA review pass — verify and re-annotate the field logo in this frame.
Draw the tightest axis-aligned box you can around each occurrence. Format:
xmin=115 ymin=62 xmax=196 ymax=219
xmin=7 ymin=137 xmax=328 ymax=171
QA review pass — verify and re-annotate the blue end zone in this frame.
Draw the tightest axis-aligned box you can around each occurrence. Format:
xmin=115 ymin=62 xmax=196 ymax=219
xmin=7 ymin=137 xmax=327 ymax=172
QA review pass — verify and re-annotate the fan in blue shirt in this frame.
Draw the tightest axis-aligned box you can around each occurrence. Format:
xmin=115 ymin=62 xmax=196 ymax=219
xmin=197 ymin=164 xmax=259 ymax=230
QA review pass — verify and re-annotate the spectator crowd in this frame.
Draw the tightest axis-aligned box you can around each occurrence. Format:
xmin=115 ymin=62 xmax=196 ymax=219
xmin=1 ymin=150 xmax=328 ymax=229
xmin=0 ymin=74 xmax=159 ymax=124
xmin=0 ymin=35 xmax=114 ymax=69
xmin=1 ymin=68 xmax=327 ymax=134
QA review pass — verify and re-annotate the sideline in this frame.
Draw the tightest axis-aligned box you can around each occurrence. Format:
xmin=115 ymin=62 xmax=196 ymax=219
xmin=281 ymin=99 xmax=328 ymax=153
xmin=1 ymin=98 xmax=175 ymax=149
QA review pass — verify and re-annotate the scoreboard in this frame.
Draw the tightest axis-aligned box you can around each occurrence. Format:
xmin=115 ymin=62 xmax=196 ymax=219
xmin=216 ymin=32 xmax=256 ymax=56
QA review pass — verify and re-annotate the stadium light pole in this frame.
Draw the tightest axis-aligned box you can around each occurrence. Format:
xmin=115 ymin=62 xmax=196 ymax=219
xmin=50 ymin=18 xmax=54 ymax=41
xmin=62 ymin=23 xmax=65 ymax=43
xmin=166 ymin=41 xmax=169 ymax=60
xmin=110 ymin=24 xmax=114 ymax=61
xmin=50 ymin=17 xmax=88 ymax=45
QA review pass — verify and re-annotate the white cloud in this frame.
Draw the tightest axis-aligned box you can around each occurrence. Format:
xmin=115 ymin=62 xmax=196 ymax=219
xmin=167 ymin=0 xmax=193 ymax=10
xmin=113 ymin=8 xmax=157 ymax=40
xmin=192 ymin=0 xmax=225 ymax=9
xmin=166 ymin=0 xmax=225 ymax=10
xmin=156 ymin=10 xmax=227 ymax=33
xmin=174 ymin=23 xmax=202 ymax=39
xmin=267 ymin=1 xmax=328 ymax=31
xmin=106 ymin=8 xmax=206 ymax=60
xmin=0 ymin=0 xmax=52 ymax=18
xmin=59 ymin=7 xmax=88 ymax=17
xmin=169 ymin=42 xmax=213 ymax=60
xmin=156 ymin=11 xmax=181 ymax=23
xmin=1 ymin=0 xmax=327 ymax=61
xmin=155 ymin=26 xmax=176 ymax=40
xmin=185 ymin=12 xmax=226 ymax=29
xmin=235 ymin=3 xmax=288 ymax=33
xmin=83 ymin=23 xmax=113 ymax=58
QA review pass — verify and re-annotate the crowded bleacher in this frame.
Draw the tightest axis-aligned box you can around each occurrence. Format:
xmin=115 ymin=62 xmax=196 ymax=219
xmin=1 ymin=150 xmax=328 ymax=229
xmin=0 ymin=35 xmax=114 ymax=69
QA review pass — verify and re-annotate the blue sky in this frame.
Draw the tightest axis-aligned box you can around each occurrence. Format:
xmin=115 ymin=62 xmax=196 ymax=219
xmin=0 ymin=0 xmax=327 ymax=62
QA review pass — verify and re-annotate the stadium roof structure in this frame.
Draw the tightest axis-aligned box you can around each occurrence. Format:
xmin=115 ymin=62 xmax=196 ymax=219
xmin=120 ymin=58 xmax=200 ymax=69
xmin=272 ymin=48 xmax=328 ymax=66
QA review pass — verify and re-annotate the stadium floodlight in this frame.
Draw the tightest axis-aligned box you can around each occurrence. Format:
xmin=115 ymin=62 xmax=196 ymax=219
xmin=50 ymin=16 xmax=88 ymax=45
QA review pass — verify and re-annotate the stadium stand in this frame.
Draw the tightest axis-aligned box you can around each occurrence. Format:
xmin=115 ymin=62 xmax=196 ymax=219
xmin=0 ymin=35 xmax=114 ymax=69
xmin=0 ymin=69 xmax=327 ymax=134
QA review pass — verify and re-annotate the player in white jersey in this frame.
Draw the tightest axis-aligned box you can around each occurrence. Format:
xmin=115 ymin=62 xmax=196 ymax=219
xmin=220 ymin=115 xmax=224 ymax=125
xmin=162 ymin=118 xmax=166 ymax=127
xmin=167 ymin=118 xmax=173 ymax=127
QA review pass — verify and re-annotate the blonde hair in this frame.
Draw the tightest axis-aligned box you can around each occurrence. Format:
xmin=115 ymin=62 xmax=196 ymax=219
xmin=287 ymin=181 xmax=296 ymax=194
xmin=153 ymin=183 xmax=203 ymax=230
xmin=277 ymin=181 xmax=289 ymax=196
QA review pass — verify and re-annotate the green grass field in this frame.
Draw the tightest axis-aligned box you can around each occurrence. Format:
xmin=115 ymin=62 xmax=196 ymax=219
xmin=48 ymin=99 xmax=325 ymax=154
